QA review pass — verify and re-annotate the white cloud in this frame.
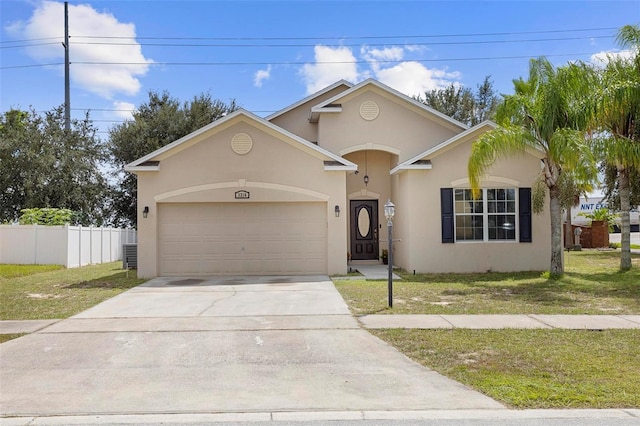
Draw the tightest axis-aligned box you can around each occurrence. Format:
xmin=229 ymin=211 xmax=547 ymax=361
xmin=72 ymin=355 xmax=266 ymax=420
xmin=300 ymin=45 xmax=361 ymax=94
xmin=111 ymin=101 xmax=135 ymax=121
xmin=6 ymin=1 xmax=153 ymax=99
xmin=254 ymin=65 xmax=272 ymax=87
xmin=300 ymin=44 xmax=461 ymax=98
xmin=374 ymin=61 xmax=460 ymax=98
xmin=590 ymin=49 xmax=635 ymax=66
xmin=361 ymin=46 xmax=404 ymax=62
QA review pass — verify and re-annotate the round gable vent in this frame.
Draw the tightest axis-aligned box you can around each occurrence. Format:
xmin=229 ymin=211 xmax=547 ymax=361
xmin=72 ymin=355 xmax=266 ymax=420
xmin=359 ymin=100 xmax=379 ymax=121
xmin=231 ymin=132 xmax=253 ymax=155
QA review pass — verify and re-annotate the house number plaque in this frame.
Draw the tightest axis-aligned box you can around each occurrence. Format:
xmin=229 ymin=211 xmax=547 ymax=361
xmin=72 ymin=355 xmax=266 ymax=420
xmin=235 ymin=190 xmax=250 ymax=199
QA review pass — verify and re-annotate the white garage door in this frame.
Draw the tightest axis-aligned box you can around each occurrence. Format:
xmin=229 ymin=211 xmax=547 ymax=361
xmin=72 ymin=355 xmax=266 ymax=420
xmin=158 ymin=203 xmax=327 ymax=276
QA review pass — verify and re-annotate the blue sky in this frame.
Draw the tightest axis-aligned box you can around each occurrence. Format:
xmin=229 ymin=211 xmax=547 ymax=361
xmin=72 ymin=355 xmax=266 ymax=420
xmin=1 ymin=1 xmax=638 ymax=137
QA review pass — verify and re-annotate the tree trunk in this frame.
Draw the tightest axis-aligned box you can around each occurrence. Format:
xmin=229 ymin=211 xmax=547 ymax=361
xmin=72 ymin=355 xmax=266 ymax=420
xmin=619 ymin=166 xmax=632 ymax=271
xmin=565 ymin=208 xmax=573 ymax=249
xmin=549 ymin=185 xmax=564 ymax=275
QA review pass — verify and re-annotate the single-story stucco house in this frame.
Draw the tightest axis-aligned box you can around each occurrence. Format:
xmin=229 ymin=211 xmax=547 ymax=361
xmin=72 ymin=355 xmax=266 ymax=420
xmin=126 ymin=78 xmax=551 ymax=278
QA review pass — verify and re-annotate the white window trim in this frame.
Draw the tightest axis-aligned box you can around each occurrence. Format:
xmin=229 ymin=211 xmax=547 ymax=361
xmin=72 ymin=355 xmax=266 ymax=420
xmin=454 ymin=188 xmax=519 ymax=243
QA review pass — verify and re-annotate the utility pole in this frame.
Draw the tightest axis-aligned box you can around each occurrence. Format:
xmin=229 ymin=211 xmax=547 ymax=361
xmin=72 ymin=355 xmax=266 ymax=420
xmin=63 ymin=1 xmax=70 ymax=131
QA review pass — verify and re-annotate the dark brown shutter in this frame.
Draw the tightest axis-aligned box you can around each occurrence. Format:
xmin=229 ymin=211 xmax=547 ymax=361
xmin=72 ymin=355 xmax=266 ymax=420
xmin=441 ymin=188 xmax=454 ymax=243
xmin=519 ymin=187 xmax=532 ymax=243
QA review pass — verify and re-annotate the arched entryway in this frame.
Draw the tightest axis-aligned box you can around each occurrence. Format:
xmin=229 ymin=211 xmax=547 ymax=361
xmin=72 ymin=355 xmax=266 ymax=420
xmin=343 ymin=149 xmax=397 ymax=262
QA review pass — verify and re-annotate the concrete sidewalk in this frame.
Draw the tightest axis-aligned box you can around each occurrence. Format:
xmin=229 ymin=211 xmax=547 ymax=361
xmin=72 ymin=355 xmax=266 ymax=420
xmin=4 ymin=314 xmax=640 ymax=334
xmin=358 ymin=314 xmax=640 ymax=329
xmin=2 ymin=408 xmax=639 ymax=425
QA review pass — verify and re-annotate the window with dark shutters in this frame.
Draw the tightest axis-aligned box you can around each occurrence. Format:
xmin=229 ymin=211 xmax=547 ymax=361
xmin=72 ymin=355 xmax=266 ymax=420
xmin=441 ymin=186 xmax=532 ymax=243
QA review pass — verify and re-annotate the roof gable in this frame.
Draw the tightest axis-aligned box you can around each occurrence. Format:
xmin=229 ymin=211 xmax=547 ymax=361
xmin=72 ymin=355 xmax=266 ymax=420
xmin=125 ymin=109 xmax=356 ymax=172
xmin=391 ymin=121 xmax=495 ymax=174
xmin=309 ymin=79 xmax=469 ymax=132
xmin=390 ymin=121 xmax=545 ymax=175
xmin=265 ymin=80 xmax=353 ymax=122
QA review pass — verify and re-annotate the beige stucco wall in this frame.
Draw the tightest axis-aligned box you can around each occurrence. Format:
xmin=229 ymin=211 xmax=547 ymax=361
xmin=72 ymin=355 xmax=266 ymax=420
xmin=317 ymin=89 xmax=460 ymax=164
xmin=268 ymin=85 xmax=349 ymax=143
xmin=390 ymin=169 xmax=410 ymax=269
xmin=398 ymin=142 xmax=552 ymax=273
xmin=136 ymin=119 xmax=348 ymax=278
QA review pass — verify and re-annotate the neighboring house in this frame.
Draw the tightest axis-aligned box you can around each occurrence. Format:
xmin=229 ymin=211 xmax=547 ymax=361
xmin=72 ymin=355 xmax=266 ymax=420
xmin=126 ymin=79 xmax=551 ymax=278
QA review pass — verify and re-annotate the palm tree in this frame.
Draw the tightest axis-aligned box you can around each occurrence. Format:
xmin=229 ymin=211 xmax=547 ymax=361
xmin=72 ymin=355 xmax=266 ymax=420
xmin=468 ymin=58 xmax=596 ymax=276
xmin=584 ymin=24 xmax=640 ymax=270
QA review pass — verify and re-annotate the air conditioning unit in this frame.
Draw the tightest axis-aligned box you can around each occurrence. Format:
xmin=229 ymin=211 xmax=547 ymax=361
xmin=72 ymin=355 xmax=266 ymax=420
xmin=122 ymin=243 xmax=138 ymax=269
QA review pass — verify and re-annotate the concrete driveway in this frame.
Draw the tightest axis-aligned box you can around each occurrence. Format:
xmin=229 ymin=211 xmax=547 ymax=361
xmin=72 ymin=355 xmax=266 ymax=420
xmin=0 ymin=276 xmax=502 ymax=417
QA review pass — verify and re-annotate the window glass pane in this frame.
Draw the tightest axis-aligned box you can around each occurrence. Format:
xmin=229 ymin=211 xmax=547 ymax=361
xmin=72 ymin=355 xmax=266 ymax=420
xmin=488 ymin=213 xmax=516 ymax=241
xmin=506 ymin=189 xmax=516 ymax=200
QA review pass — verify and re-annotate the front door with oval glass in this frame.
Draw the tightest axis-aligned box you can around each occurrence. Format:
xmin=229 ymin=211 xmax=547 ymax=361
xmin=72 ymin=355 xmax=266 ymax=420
xmin=350 ymin=200 xmax=379 ymax=260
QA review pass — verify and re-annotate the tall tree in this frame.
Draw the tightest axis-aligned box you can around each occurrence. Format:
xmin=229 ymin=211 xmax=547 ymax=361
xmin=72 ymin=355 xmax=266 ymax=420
xmin=467 ymin=58 xmax=596 ymax=276
xmin=109 ymin=91 xmax=237 ymax=226
xmin=584 ymin=24 xmax=640 ymax=270
xmin=417 ymin=76 xmax=500 ymax=126
xmin=0 ymin=107 xmax=108 ymax=224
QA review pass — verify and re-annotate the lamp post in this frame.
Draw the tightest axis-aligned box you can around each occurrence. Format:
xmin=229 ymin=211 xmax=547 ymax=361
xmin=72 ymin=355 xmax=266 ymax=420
xmin=384 ymin=199 xmax=395 ymax=308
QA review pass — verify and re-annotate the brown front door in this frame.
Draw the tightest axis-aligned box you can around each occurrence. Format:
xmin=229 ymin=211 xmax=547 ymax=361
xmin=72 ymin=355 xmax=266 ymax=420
xmin=350 ymin=200 xmax=379 ymax=260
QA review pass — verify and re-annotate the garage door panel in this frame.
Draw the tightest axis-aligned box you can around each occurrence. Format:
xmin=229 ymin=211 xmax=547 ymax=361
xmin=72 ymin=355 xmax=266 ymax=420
xmin=158 ymin=203 xmax=327 ymax=276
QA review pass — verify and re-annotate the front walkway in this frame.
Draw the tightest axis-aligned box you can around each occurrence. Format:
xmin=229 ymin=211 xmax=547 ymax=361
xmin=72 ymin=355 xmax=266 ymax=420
xmin=348 ymin=263 xmax=401 ymax=280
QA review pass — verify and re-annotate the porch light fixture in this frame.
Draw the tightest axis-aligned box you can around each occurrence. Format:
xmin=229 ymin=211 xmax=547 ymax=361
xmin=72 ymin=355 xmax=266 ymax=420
xmin=143 ymin=206 xmax=149 ymax=219
xmin=363 ymin=150 xmax=369 ymax=186
xmin=335 ymin=205 xmax=341 ymax=217
xmin=384 ymin=199 xmax=395 ymax=308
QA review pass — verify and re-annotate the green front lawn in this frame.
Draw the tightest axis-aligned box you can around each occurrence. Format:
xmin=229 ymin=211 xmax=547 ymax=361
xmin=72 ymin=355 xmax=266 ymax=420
xmin=374 ymin=329 xmax=640 ymax=408
xmin=336 ymin=250 xmax=640 ymax=409
xmin=0 ymin=262 xmax=145 ymax=320
xmin=335 ymin=250 xmax=640 ymax=315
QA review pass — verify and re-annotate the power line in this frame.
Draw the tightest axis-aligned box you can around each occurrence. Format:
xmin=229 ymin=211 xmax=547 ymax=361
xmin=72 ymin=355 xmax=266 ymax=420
xmin=69 ymin=26 xmax=618 ymax=41
xmin=64 ymin=35 xmax=614 ymax=49
xmin=0 ymin=51 xmax=604 ymax=70
xmin=1 ymin=42 xmax=64 ymax=49
xmin=1 ymin=62 xmax=65 ymax=69
xmin=0 ymin=36 xmax=62 ymax=44
xmin=1 ymin=26 xmax=618 ymax=45
xmin=70 ymin=52 xmax=603 ymax=65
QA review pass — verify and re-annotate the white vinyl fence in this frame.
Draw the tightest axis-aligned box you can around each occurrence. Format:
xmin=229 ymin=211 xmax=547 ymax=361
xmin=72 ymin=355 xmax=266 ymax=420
xmin=0 ymin=225 xmax=136 ymax=268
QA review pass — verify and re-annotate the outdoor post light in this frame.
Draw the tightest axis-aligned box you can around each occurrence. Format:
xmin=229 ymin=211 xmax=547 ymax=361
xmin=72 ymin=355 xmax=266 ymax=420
xmin=384 ymin=199 xmax=395 ymax=308
xmin=143 ymin=206 xmax=149 ymax=219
